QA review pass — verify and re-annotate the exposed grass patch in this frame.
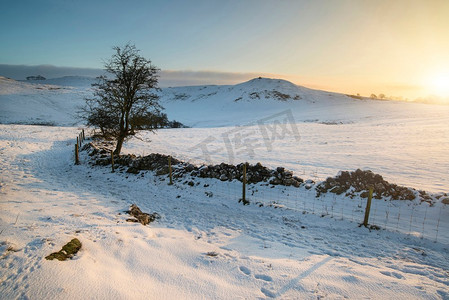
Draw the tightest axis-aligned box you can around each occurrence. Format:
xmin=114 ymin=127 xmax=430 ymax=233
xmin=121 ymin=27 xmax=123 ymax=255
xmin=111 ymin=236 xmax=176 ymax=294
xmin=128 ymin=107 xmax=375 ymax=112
xmin=45 ymin=238 xmax=82 ymax=261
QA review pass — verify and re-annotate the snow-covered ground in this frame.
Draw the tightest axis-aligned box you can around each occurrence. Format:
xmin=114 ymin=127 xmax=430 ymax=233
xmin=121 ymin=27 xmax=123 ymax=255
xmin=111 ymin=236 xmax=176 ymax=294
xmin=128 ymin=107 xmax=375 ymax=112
xmin=1 ymin=125 xmax=448 ymax=299
xmin=0 ymin=76 xmax=92 ymax=126
xmin=1 ymin=76 xmax=449 ymax=298
xmin=123 ymin=113 xmax=449 ymax=194
xmin=1 ymin=76 xmax=448 ymax=192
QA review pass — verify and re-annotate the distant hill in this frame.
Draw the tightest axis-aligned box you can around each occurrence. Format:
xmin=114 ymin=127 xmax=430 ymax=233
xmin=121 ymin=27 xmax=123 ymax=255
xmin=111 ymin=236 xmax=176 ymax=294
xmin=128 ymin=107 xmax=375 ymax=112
xmin=0 ymin=75 xmax=440 ymax=127
xmin=22 ymin=75 xmax=96 ymax=87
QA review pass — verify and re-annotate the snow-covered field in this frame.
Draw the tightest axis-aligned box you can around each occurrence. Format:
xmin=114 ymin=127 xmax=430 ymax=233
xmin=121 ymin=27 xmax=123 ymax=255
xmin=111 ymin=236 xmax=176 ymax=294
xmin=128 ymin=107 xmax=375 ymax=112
xmin=1 ymin=125 xmax=449 ymax=299
xmin=1 ymin=76 xmax=448 ymax=192
xmin=1 ymin=76 xmax=449 ymax=299
xmin=123 ymin=112 xmax=449 ymax=194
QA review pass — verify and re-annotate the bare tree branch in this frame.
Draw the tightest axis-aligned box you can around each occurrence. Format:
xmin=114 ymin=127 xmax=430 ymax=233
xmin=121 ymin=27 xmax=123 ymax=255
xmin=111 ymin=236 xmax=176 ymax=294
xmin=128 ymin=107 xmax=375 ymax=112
xmin=79 ymin=43 xmax=164 ymax=155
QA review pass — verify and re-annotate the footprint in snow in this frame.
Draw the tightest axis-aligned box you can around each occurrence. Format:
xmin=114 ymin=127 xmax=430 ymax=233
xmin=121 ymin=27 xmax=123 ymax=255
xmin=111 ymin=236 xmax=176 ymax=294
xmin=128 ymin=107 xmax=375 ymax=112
xmin=437 ymin=289 xmax=449 ymax=299
xmin=261 ymin=287 xmax=276 ymax=298
xmin=255 ymin=274 xmax=273 ymax=282
xmin=380 ymin=271 xmax=404 ymax=279
xmin=239 ymin=266 xmax=251 ymax=276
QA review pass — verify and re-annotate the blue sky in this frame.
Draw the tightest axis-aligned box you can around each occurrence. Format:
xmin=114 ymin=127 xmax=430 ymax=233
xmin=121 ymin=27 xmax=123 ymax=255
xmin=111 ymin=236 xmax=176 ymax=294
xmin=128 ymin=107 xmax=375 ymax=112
xmin=1 ymin=0 xmax=318 ymax=71
xmin=1 ymin=0 xmax=449 ymax=98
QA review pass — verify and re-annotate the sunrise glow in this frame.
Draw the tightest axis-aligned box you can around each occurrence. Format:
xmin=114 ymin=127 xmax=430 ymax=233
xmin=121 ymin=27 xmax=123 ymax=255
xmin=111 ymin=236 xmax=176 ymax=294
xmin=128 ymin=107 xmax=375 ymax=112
xmin=428 ymin=73 xmax=449 ymax=97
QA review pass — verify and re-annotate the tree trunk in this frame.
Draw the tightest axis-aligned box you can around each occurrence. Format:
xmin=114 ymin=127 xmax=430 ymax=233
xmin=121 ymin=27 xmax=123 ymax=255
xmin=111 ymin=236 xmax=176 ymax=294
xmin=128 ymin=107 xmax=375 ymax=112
xmin=115 ymin=110 xmax=126 ymax=155
xmin=114 ymin=134 xmax=125 ymax=155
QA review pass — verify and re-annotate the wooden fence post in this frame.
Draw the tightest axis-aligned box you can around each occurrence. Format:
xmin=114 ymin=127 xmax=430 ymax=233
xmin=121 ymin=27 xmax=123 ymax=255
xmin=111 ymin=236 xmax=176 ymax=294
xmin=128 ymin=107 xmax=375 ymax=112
xmin=82 ymin=129 xmax=85 ymax=142
xmin=111 ymin=150 xmax=115 ymax=173
xmin=240 ymin=163 xmax=249 ymax=205
xmin=363 ymin=186 xmax=374 ymax=227
xmin=75 ymin=143 xmax=80 ymax=165
xmin=168 ymin=156 xmax=173 ymax=185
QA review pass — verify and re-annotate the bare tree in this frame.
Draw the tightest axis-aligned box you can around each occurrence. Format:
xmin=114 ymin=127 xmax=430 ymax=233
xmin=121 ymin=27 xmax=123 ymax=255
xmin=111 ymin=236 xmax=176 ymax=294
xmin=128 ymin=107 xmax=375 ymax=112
xmin=82 ymin=43 xmax=162 ymax=155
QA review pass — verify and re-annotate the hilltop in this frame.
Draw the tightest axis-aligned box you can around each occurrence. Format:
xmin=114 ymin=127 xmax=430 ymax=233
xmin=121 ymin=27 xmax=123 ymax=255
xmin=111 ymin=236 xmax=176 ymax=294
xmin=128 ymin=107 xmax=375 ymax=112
xmin=1 ymin=75 xmax=426 ymax=127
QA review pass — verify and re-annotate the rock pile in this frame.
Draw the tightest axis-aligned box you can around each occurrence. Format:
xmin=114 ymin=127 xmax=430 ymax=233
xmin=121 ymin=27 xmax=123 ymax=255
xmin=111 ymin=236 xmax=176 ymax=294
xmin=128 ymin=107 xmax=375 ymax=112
xmin=83 ymin=142 xmax=440 ymax=203
xmin=126 ymin=204 xmax=160 ymax=225
xmin=316 ymin=169 xmax=416 ymax=200
xmin=126 ymin=153 xmax=180 ymax=175
xmin=83 ymin=142 xmax=304 ymax=187
xmin=194 ymin=163 xmax=303 ymax=187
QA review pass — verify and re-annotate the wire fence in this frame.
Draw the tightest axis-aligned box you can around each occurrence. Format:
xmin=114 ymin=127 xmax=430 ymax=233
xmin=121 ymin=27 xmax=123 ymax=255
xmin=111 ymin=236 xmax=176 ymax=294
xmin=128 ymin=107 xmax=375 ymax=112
xmin=180 ymin=174 xmax=449 ymax=246
xmin=77 ymin=131 xmax=449 ymax=247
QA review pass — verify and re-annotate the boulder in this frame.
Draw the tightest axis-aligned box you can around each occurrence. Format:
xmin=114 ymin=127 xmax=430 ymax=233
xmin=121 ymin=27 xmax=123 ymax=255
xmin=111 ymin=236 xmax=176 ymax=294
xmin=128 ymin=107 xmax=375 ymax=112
xmin=270 ymin=178 xmax=282 ymax=185
xmin=127 ymin=204 xmax=160 ymax=225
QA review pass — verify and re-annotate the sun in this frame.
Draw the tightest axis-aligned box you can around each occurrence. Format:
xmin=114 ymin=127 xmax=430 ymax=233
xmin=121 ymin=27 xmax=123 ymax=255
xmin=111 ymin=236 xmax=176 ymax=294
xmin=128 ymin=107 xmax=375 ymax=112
xmin=429 ymin=73 xmax=449 ymax=97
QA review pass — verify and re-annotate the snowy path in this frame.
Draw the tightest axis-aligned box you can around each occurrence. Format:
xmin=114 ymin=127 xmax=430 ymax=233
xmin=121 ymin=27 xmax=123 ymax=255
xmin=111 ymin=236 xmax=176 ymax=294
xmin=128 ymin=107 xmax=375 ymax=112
xmin=1 ymin=125 xmax=449 ymax=299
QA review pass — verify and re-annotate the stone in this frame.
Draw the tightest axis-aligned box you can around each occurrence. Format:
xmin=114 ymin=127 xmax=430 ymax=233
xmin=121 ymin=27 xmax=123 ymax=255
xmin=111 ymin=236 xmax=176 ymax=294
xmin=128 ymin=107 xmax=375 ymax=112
xmin=127 ymin=204 xmax=160 ymax=225
xmin=269 ymin=178 xmax=282 ymax=185
xmin=185 ymin=164 xmax=195 ymax=172
xmin=283 ymin=179 xmax=293 ymax=186
xmin=284 ymin=171 xmax=293 ymax=178
xmin=293 ymin=176 xmax=304 ymax=183
xmin=375 ymin=183 xmax=386 ymax=193
xmin=305 ymin=183 xmax=314 ymax=190
xmin=156 ymin=167 xmax=169 ymax=176
xmin=330 ymin=186 xmax=346 ymax=195
xmin=126 ymin=167 xmax=140 ymax=174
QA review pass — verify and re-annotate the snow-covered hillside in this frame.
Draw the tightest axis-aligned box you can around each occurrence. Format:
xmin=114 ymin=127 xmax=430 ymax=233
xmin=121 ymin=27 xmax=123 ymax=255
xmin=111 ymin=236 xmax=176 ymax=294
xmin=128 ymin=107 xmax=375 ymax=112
xmin=24 ymin=75 xmax=95 ymax=87
xmin=0 ymin=76 xmax=92 ymax=126
xmin=0 ymin=76 xmax=329 ymax=127
xmin=1 ymin=75 xmax=449 ymax=299
xmin=160 ymin=77 xmax=426 ymax=128
xmin=1 ymin=76 xmax=449 ymax=193
xmin=3 ymin=75 xmax=440 ymax=128
xmin=160 ymin=77 xmax=311 ymax=127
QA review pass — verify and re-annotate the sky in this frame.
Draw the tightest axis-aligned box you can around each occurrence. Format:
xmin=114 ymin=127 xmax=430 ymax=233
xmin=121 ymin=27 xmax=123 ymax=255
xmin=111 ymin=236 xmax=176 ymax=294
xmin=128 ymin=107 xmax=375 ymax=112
xmin=1 ymin=0 xmax=449 ymax=100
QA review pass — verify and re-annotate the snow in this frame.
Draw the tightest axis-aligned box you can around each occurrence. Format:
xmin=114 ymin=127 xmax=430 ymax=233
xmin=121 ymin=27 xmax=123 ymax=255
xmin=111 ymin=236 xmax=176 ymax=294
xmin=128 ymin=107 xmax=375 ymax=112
xmin=1 ymin=76 xmax=449 ymax=299
xmin=122 ymin=113 xmax=449 ymax=194
xmin=0 ymin=76 xmax=93 ymax=126
xmin=1 ymin=125 xmax=448 ymax=299
xmin=2 ymin=76 xmax=448 ymax=192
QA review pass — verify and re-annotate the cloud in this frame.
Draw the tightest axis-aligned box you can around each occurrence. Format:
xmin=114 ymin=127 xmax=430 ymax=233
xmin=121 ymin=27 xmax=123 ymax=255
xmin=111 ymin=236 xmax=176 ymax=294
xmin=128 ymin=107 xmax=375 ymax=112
xmin=0 ymin=64 xmax=278 ymax=87
xmin=158 ymin=70 xmax=278 ymax=87
xmin=0 ymin=64 xmax=103 ymax=80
